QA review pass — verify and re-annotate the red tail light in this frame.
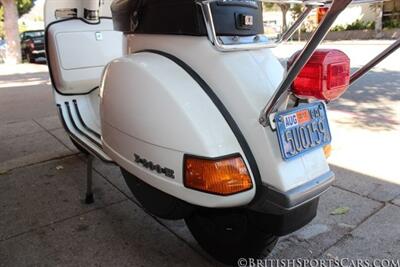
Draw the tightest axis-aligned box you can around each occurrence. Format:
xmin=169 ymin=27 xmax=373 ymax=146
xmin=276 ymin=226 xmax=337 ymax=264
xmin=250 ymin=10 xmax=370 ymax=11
xmin=289 ymin=49 xmax=350 ymax=101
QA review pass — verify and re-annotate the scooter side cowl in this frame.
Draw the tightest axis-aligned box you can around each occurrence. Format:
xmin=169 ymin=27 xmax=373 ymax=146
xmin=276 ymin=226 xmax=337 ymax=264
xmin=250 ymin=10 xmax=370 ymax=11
xmin=100 ymin=52 xmax=257 ymax=208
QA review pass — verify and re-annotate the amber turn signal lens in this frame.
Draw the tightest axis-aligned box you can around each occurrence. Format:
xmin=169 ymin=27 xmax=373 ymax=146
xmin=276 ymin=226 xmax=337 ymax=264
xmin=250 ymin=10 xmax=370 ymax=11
xmin=184 ymin=155 xmax=253 ymax=196
xmin=324 ymin=144 xmax=332 ymax=158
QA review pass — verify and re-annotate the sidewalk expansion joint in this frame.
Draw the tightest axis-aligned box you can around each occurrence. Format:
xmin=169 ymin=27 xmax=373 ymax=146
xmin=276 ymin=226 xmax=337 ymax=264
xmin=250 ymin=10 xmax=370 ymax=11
xmin=332 ymin=184 xmax=386 ymax=204
xmin=32 ymin=119 xmax=77 ymax=153
xmin=316 ymin=201 xmax=386 ymax=258
xmin=0 ymin=199 xmax=128 ymax=244
xmin=1 ymin=154 xmax=79 ymax=174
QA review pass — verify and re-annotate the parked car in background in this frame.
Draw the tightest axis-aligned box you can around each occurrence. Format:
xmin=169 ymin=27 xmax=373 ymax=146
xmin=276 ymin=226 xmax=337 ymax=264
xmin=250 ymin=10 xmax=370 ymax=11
xmin=20 ymin=30 xmax=46 ymax=63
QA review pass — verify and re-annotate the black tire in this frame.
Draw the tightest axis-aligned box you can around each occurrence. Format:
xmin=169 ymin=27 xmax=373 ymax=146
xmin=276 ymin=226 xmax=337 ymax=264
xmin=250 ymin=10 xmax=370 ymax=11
xmin=185 ymin=208 xmax=278 ymax=265
xmin=70 ymin=137 xmax=89 ymax=155
xmin=121 ymin=169 xmax=194 ymax=220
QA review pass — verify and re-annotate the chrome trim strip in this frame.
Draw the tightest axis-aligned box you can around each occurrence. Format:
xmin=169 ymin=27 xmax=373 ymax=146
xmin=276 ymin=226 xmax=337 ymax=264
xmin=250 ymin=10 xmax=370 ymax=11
xmin=64 ymin=102 xmax=102 ymax=148
xmin=56 ymin=104 xmax=114 ymax=164
xmin=72 ymin=99 xmax=102 ymax=138
xmin=219 ymin=34 xmax=269 ymax=45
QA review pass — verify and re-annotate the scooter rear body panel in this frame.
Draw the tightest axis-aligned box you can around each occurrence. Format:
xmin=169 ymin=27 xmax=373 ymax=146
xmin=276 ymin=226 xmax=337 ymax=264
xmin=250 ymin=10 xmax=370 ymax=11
xmin=126 ymin=35 xmax=332 ymax=193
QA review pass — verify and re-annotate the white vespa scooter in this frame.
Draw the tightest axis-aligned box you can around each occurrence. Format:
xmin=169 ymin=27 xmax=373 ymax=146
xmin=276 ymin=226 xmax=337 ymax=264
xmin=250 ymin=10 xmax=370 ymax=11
xmin=44 ymin=0 xmax=400 ymax=263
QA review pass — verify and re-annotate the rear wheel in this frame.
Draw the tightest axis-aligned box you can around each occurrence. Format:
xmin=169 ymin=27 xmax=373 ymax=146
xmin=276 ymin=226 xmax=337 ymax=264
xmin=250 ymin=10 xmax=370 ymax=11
xmin=121 ymin=169 xmax=194 ymax=220
xmin=185 ymin=208 xmax=278 ymax=265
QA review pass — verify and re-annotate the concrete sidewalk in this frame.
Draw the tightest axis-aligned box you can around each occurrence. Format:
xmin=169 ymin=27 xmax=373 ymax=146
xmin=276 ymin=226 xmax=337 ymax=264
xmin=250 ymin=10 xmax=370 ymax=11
xmin=0 ymin=64 xmax=399 ymax=266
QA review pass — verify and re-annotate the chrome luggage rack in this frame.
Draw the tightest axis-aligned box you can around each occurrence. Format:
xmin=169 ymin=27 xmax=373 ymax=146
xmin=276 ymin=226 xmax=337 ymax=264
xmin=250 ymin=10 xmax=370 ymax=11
xmin=198 ymin=0 xmax=387 ymax=52
xmin=196 ymin=0 xmax=400 ymax=127
xmin=198 ymin=0 xmax=326 ymax=52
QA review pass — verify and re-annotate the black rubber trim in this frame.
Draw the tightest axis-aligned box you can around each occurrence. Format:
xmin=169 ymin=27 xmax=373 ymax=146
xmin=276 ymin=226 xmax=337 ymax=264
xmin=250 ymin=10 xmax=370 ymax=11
xmin=252 ymin=171 xmax=335 ymax=213
xmin=64 ymin=102 xmax=102 ymax=148
xmin=72 ymin=99 xmax=102 ymax=138
xmin=57 ymin=104 xmax=114 ymax=164
xmin=45 ymin=17 xmax=112 ymax=96
xmin=137 ymin=50 xmax=263 ymax=204
xmin=183 ymin=153 xmax=253 ymax=196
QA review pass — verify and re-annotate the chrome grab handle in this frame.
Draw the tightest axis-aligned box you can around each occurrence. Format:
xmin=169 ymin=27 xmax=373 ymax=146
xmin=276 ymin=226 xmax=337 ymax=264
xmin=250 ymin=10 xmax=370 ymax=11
xmin=258 ymin=0 xmax=353 ymax=126
xmin=198 ymin=0 xmax=277 ymax=51
xmin=197 ymin=0 xmax=321 ymax=51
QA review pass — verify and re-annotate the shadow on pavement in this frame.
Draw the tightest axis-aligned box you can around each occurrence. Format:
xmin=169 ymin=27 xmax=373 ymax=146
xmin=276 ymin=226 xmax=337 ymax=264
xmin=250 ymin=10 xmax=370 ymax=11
xmin=0 ymin=71 xmax=50 ymax=92
xmin=0 ymin=66 xmax=55 ymax=124
xmin=329 ymin=68 xmax=400 ymax=131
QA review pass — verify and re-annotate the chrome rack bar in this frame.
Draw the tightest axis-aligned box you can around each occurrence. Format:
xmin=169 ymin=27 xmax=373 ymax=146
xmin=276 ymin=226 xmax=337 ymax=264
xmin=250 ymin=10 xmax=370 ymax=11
xmin=350 ymin=38 xmax=400 ymax=85
xmin=259 ymin=0 xmax=353 ymax=127
xmin=266 ymin=0 xmax=322 ymax=4
xmin=199 ymin=0 xmax=277 ymax=51
xmin=198 ymin=0 xmax=321 ymax=51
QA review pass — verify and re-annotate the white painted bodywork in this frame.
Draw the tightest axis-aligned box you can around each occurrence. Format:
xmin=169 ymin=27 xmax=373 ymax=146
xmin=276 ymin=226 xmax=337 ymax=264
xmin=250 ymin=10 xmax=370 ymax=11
xmin=127 ymin=35 xmax=331 ymax=192
xmin=46 ymin=19 xmax=125 ymax=94
xmin=44 ymin=0 xmax=331 ymax=208
xmin=100 ymin=53 xmax=256 ymax=207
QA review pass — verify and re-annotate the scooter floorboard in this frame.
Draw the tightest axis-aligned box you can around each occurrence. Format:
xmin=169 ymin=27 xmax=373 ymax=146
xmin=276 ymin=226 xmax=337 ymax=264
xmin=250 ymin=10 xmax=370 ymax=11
xmin=56 ymin=93 xmax=113 ymax=163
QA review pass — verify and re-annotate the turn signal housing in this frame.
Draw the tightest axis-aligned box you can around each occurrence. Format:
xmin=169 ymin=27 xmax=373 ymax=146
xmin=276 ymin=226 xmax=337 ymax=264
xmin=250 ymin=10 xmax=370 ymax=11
xmin=289 ymin=49 xmax=350 ymax=101
xmin=184 ymin=154 xmax=253 ymax=196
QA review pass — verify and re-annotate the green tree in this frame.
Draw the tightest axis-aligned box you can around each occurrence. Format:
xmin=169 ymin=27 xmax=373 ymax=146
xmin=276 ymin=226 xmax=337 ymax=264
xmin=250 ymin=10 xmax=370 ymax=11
xmin=0 ymin=0 xmax=36 ymax=64
xmin=0 ymin=0 xmax=35 ymax=18
xmin=290 ymin=4 xmax=304 ymax=21
xmin=262 ymin=3 xmax=275 ymax=10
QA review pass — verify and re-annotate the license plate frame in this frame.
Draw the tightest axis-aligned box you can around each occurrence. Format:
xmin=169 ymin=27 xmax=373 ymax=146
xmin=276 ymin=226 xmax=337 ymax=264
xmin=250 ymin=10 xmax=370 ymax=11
xmin=275 ymin=101 xmax=332 ymax=161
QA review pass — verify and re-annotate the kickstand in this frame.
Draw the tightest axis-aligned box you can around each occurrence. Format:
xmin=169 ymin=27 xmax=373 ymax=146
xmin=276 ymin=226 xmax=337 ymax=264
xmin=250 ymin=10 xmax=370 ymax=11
xmin=85 ymin=154 xmax=94 ymax=204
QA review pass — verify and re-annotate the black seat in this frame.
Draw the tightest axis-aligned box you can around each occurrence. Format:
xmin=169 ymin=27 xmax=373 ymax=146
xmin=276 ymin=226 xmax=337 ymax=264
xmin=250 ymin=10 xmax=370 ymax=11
xmin=111 ymin=0 xmax=264 ymax=36
xmin=111 ymin=0 xmax=141 ymax=33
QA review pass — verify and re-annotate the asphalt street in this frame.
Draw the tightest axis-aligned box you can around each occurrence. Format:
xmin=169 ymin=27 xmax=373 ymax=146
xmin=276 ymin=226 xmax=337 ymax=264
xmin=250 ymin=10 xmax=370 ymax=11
xmin=0 ymin=41 xmax=399 ymax=266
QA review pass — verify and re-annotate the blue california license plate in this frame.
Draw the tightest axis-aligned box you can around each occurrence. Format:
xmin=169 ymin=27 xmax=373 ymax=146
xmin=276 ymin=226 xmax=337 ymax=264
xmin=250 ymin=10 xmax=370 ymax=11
xmin=275 ymin=101 xmax=332 ymax=161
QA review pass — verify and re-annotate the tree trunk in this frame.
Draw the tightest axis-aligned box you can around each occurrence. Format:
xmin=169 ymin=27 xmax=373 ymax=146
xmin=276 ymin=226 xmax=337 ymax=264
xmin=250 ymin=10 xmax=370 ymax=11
xmin=278 ymin=4 xmax=290 ymax=32
xmin=374 ymin=2 xmax=383 ymax=38
xmin=1 ymin=0 xmax=22 ymax=64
